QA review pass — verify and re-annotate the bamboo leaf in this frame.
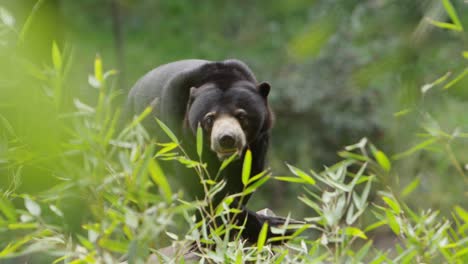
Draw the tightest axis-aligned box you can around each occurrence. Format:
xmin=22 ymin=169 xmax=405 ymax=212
xmin=98 ymin=238 xmax=128 ymax=253
xmin=382 ymin=196 xmax=401 ymax=214
xmin=243 ymin=175 xmax=270 ymax=195
xmin=443 ymin=68 xmax=468 ymax=90
xmin=344 ymin=226 xmax=367 ymax=239
xmin=196 ymin=123 xmax=203 ymax=158
xmin=386 ymin=211 xmax=400 ymax=235
xmin=287 ymin=164 xmax=315 ymax=185
xmin=401 ymin=177 xmax=420 ymax=198
xmin=52 ymin=41 xmax=62 ymax=72
xmin=257 ymin=222 xmax=269 ymax=251
xmin=242 ymin=149 xmax=252 ymax=186
xmin=149 ymin=159 xmax=173 ymax=203
xmin=94 ymin=54 xmax=103 ymax=83
xmin=24 ymin=196 xmax=41 ymax=217
xmin=455 ymin=205 xmax=468 ymax=223
xmin=442 ymin=0 xmax=463 ymax=31
xmin=274 ymin=176 xmax=306 ymax=183
xmin=0 ymin=197 xmax=17 ymax=222
xmin=156 ymin=118 xmax=179 ymax=144
xmin=392 ymin=138 xmax=438 ymax=160
xmin=374 ymin=150 xmax=391 ymax=172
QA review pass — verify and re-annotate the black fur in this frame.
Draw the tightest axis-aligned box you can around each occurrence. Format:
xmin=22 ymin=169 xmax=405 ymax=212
xmin=125 ymin=59 xmax=282 ymax=243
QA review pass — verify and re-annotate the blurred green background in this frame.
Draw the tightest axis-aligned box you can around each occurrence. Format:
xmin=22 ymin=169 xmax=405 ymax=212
xmin=1 ymin=0 xmax=467 ymax=219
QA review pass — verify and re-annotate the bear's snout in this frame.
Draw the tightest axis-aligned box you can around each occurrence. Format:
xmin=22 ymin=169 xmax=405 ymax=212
xmin=219 ymin=134 xmax=236 ymax=149
xmin=211 ymin=115 xmax=246 ymax=160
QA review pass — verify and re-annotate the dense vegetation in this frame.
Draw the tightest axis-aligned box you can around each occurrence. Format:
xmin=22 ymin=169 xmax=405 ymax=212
xmin=1 ymin=0 xmax=467 ymax=263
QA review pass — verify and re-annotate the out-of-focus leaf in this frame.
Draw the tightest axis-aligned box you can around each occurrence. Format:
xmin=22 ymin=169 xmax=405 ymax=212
xmin=393 ymin=108 xmax=412 ymax=117
xmin=401 ymin=177 xmax=420 ymax=198
xmin=0 ymin=7 xmax=15 ymax=27
xmin=344 ymin=227 xmax=367 ymax=239
xmin=463 ymin=51 xmax=468 ymax=59
xmin=421 ymin=72 xmax=451 ymax=94
xmin=373 ymin=150 xmax=391 ymax=172
xmin=288 ymin=14 xmax=337 ymax=61
xmin=443 ymin=68 xmax=468 ymax=90
xmin=386 ymin=211 xmax=400 ymax=235
xmin=24 ymin=196 xmax=41 ymax=217
xmin=8 ymin=222 xmax=39 ymax=229
xmin=392 ymin=138 xmax=438 ymax=160
xmin=442 ymin=0 xmax=463 ymax=31
xmin=149 ymin=159 xmax=172 ymax=203
xmin=94 ymin=54 xmax=103 ymax=83
xmin=0 ymin=197 xmax=17 ymax=222
xmin=382 ymin=196 xmax=401 ymax=214
xmin=454 ymin=206 xmax=468 ymax=224
xmin=52 ymin=41 xmax=62 ymax=72
xmin=49 ymin=205 xmax=63 ymax=217
xmin=19 ymin=0 xmax=45 ymax=42
xmin=98 ymin=238 xmax=128 ymax=253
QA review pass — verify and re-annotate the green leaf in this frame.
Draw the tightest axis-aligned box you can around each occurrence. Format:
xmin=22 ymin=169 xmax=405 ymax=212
xmin=18 ymin=0 xmax=45 ymax=43
xmin=155 ymin=142 xmax=178 ymax=157
xmin=257 ymin=222 xmax=269 ymax=251
xmin=393 ymin=108 xmax=412 ymax=117
xmin=242 ymin=149 xmax=252 ymax=186
xmin=392 ymin=138 xmax=438 ymax=160
xmin=421 ymin=72 xmax=451 ymax=93
xmin=454 ymin=205 xmax=468 ymax=223
xmin=382 ymin=196 xmax=401 ymax=214
xmin=374 ymin=150 xmax=391 ymax=172
xmin=441 ymin=0 xmax=463 ymax=31
xmin=217 ymin=152 xmax=238 ymax=176
xmin=0 ymin=7 xmax=15 ymax=27
xmin=148 ymin=159 xmax=172 ymax=203
xmin=426 ymin=18 xmax=461 ymax=31
xmin=156 ymin=118 xmax=179 ymax=144
xmin=243 ymin=175 xmax=270 ymax=195
xmin=354 ymin=240 xmax=373 ymax=262
xmin=94 ymin=54 xmax=103 ymax=83
xmin=401 ymin=177 xmax=420 ymax=198
xmin=98 ymin=238 xmax=128 ymax=253
xmin=344 ymin=226 xmax=367 ymax=239
xmin=24 ymin=196 xmax=41 ymax=217
xmin=463 ymin=51 xmax=468 ymax=59
xmin=443 ymin=68 xmax=468 ymax=90
xmin=288 ymin=14 xmax=337 ymax=61
xmin=52 ymin=41 xmax=62 ymax=72
xmin=287 ymin=164 xmax=315 ymax=185
xmin=125 ymin=106 xmax=152 ymax=132
xmin=247 ymin=171 xmax=267 ymax=185
xmin=0 ymin=197 xmax=17 ymax=222
xmin=196 ymin=123 xmax=203 ymax=158
xmin=385 ymin=211 xmax=400 ymax=235
xmin=8 ymin=222 xmax=39 ymax=230
xmin=274 ymin=176 xmax=306 ymax=183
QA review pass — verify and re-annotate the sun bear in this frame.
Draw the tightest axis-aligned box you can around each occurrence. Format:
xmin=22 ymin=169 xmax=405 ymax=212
xmin=125 ymin=59 xmax=285 ymax=242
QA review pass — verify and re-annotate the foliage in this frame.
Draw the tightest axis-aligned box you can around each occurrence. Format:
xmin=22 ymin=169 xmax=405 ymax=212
xmin=1 ymin=1 xmax=468 ymax=263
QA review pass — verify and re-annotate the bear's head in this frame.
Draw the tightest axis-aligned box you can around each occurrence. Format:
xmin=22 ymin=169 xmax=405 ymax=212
xmin=186 ymin=80 xmax=271 ymax=160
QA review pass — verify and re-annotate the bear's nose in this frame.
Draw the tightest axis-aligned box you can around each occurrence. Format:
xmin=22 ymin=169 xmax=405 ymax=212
xmin=219 ymin=134 xmax=236 ymax=149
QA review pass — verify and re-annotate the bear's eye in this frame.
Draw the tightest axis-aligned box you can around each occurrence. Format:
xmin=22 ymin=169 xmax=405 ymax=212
xmin=203 ymin=113 xmax=215 ymax=129
xmin=234 ymin=109 xmax=248 ymax=128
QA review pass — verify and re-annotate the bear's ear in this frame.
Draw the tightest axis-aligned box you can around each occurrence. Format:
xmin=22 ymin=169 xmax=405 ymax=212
xmin=257 ymin=82 xmax=270 ymax=98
